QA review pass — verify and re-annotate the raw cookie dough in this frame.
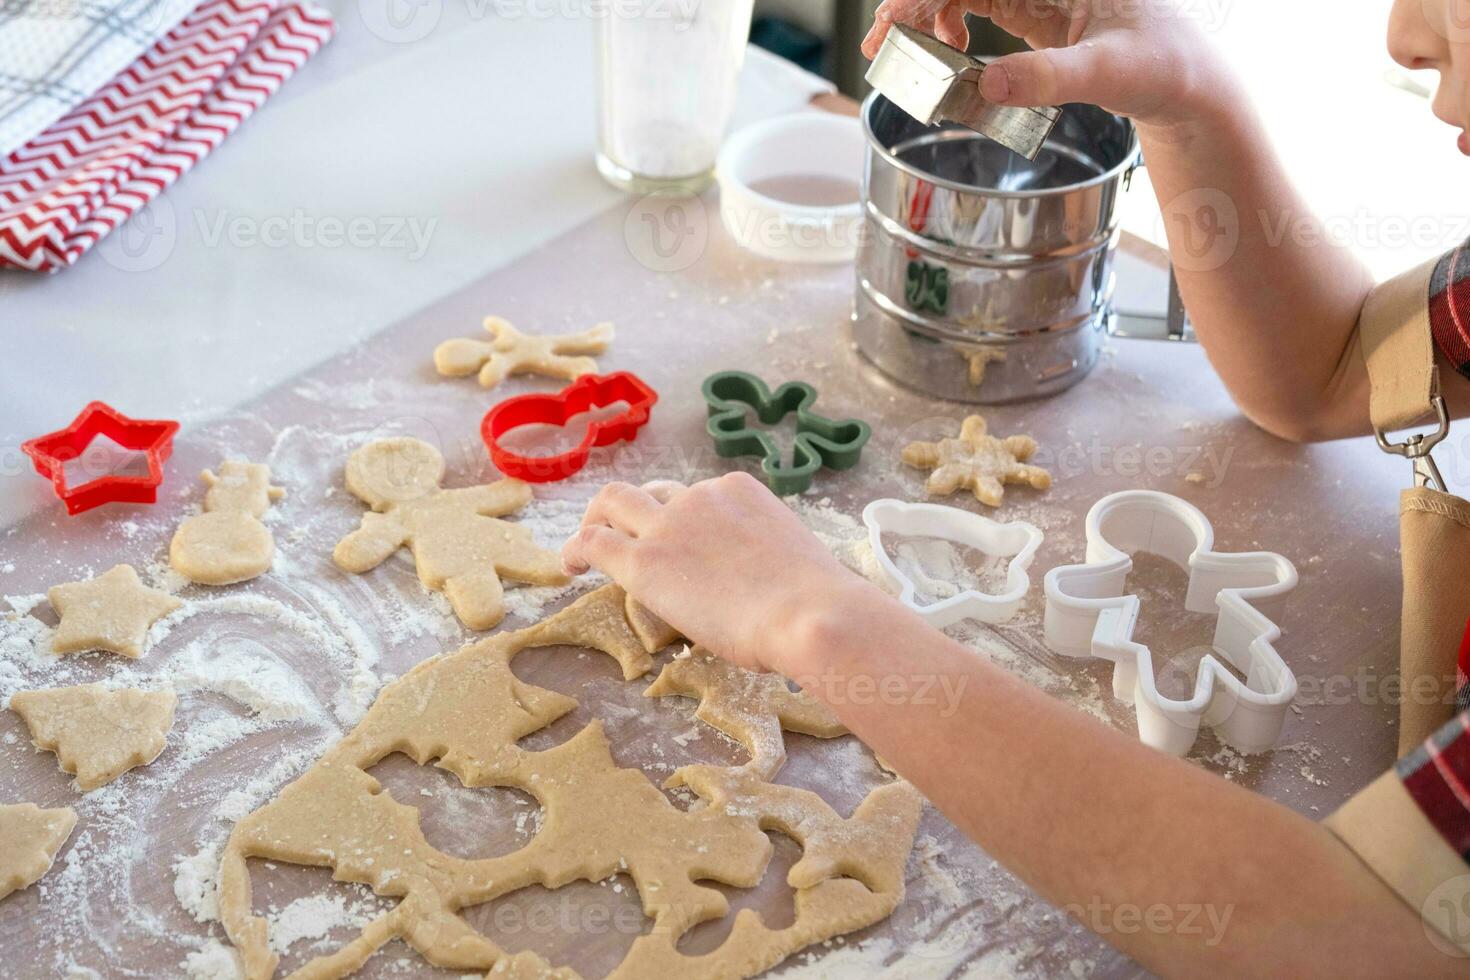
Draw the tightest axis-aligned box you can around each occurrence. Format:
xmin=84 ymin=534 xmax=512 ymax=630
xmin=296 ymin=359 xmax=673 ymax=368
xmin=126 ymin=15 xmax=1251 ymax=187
xmin=645 ymin=646 xmax=845 ymax=784
xmin=961 ymin=346 xmax=1007 ymax=387
xmin=901 ymin=414 xmax=1052 ymax=507
xmin=10 ymin=684 xmax=177 ymax=791
xmin=0 ymin=803 xmax=77 ymax=900
xmin=333 ymin=437 xmax=570 ymax=630
xmin=47 ymin=563 xmax=181 ymax=658
xmin=170 ymin=460 xmax=286 ymax=585
xmin=433 ymin=316 xmax=614 ymax=389
xmin=216 ymin=584 xmax=922 ymax=980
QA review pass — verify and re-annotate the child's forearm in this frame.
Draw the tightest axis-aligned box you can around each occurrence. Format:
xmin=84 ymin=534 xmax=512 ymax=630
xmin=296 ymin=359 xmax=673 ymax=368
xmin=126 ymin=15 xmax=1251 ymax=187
xmin=1133 ymin=65 xmax=1379 ymax=442
xmin=781 ymin=584 xmax=1451 ymax=976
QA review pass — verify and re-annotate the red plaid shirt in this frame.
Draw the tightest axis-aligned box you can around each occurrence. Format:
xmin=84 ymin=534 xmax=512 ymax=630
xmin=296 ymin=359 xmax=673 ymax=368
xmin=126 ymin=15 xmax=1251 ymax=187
xmin=1397 ymin=619 xmax=1470 ymax=859
xmin=1430 ymin=239 xmax=1470 ymax=381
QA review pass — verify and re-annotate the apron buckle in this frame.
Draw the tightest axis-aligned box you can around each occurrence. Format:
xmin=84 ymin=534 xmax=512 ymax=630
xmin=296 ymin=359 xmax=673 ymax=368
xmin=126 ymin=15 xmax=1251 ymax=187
xmin=1375 ymin=393 xmax=1450 ymax=492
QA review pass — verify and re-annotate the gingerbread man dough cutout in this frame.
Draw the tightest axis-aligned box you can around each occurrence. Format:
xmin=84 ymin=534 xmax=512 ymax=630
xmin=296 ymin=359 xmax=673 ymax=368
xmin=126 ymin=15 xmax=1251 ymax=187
xmin=333 ymin=437 xmax=570 ymax=629
xmin=901 ymin=414 xmax=1051 ymax=507
xmin=170 ymin=460 xmax=285 ymax=585
xmin=433 ymin=316 xmax=614 ymax=389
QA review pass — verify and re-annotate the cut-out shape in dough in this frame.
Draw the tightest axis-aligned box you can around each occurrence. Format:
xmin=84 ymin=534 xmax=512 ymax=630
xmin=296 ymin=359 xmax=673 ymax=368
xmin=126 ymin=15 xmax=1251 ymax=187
xmin=10 ymin=683 xmax=177 ymax=791
xmin=47 ymin=563 xmax=181 ymax=659
xmin=901 ymin=414 xmax=1052 ymax=507
xmin=215 ymin=584 xmax=922 ymax=980
xmin=170 ymin=460 xmax=286 ymax=585
xmin=0 ymin=803 xmax=77 ymax=900
xmin=433 ymin=316 xmax=614 ymax=390
xmin=332 ymin=437 xmax=570 ymax=630
xmin=644 ymin=647 xmax=846 ymax=786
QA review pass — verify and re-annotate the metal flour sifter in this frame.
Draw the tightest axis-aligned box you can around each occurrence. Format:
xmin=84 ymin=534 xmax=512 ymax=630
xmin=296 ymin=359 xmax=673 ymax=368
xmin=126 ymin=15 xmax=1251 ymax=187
xmin=856 ymin=24 xmax=1185 ymax=403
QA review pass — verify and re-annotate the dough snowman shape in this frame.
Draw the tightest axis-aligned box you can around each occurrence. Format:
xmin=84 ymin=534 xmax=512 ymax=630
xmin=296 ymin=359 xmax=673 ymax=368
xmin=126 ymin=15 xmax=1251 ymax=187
xmin=332 ymin=437 xmax=570 ymax=629
xmin=170 ymin=460 xmax=285 ymax=585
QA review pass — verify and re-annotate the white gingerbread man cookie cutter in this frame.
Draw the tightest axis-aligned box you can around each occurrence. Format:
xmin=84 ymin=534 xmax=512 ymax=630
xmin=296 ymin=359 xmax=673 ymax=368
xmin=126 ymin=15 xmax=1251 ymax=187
xmin=862 ymin=498 xmax=1043 ymax=627
xmin=1043 ymin=490 xmax=1299 ymax=757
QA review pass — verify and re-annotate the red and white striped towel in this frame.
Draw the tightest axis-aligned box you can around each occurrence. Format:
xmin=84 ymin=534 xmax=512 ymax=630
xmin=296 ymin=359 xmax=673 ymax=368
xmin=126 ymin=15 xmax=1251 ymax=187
xmin=0 ymin=0 xmax=333 ymax=272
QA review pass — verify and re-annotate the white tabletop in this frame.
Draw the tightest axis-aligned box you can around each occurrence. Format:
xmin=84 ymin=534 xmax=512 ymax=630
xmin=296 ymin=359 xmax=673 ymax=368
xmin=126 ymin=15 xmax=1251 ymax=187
xmin=0 ymin=3 xmax=830 ymax=527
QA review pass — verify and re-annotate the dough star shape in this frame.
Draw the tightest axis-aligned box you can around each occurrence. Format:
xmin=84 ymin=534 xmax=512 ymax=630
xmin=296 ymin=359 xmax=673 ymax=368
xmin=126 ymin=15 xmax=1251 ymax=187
xmin=47 ymin=563 xmax=181 ymax=659
xmin=10 ymin=684 xmax=177 ymax=791
xmin=170 ymin=459 xmax=286 ymax=585
xmin=901 ymin=414 xmax=1052 ymax=507
xmin=215 ymin=584 xmax=923 ymax=980
xmin=332 ymin=437 xmax=570 ymax=630
xmin=0 ymin=803 xmax=77 ymax=900
xmin=433 ymin=316 xmax=614 ymax=390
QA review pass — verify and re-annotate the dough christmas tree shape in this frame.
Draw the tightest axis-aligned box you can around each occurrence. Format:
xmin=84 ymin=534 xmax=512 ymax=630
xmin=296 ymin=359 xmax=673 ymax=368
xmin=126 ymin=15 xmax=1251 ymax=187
xmin=215 ymin=584 xmax=923 ymax=980
xmin=901 ymin=414 xmax=1052 ymax=507
xmin=0 ymin=803 xmax=77 ymax=900
xmin=10 ymin=684 xmax=178 ymax=791
xmin=332 ymin=437 xmax=570 ymax=629
xmin=170 ymin=460 xmax=285 ymax=585
xmin=47 ymin=563 xmax=181 ymax=659
xmin=433 ymin=316 xmax=614 ymax=389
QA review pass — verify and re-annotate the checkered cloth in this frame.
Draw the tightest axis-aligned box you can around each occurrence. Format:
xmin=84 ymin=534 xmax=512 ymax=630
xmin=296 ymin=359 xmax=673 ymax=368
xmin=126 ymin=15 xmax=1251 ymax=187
xmin=1397 ymin=619 xmax=1470 ymax=860
xmin=1431 ymin=238 xmax=1470 ymax=382
xmin=0 ymin=0 xmax=201 ymax=156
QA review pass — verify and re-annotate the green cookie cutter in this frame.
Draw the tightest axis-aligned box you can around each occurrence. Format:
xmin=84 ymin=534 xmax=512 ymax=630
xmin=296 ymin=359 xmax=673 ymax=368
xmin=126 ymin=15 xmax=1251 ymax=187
xmin=701 ymin=370 xmax=872 ymax=495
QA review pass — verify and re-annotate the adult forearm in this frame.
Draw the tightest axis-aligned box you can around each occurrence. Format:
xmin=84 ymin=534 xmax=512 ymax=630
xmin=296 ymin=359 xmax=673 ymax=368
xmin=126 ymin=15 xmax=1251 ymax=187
xmin=1137 ymin=67 xmax=1377 ymax=441
xmin=784 ymin=586 xmax=1447 ymax=975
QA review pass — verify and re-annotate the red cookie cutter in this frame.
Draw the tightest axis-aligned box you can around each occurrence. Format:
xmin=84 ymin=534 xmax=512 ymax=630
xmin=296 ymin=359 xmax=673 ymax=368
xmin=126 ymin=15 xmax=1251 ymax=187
xmin=21 ymin=401 xmax=181 ymax=515
xmin=482 ymin=371 xmax=658 ymax=482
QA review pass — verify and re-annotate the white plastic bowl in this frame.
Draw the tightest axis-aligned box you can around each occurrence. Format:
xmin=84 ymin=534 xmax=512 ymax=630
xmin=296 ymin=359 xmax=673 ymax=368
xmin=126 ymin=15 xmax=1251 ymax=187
xmin=716 ymin=112 xmax=865 ymax=264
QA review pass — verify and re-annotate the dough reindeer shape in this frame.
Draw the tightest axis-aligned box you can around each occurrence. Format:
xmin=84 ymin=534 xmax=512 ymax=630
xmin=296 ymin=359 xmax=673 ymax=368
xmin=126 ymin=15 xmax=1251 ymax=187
xmin=901 ymin=413 xmax=1051 ymax=507
xmin=433 ymin=316 xmax=614 ymax=389
xmin=170 ymin=460 xmax=285 ymax=585
xmin=332 ymin=437 xmax=569 ymax=629
xmin=216 ymin=584 xmax=922 ymax=980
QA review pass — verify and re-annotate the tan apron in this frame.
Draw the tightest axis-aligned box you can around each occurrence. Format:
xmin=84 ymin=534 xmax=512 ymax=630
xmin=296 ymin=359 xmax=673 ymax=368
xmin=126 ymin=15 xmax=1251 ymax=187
xmin=1325 ymin=257 xmax=1470 ymax=952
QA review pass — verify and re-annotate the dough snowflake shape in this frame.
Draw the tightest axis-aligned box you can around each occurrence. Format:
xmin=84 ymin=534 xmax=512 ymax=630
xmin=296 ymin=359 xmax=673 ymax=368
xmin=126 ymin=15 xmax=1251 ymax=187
xmin=170 ymin=460 xmax=286 ymax=585
xmin=901 ymin=414 xmax=1051 ymax=507
xmin=0 ymin=803 xmax=76 ymax=900
xmin=47 ymin=563 xmax=181 ymax=659
xmin=433 ymin=316 xmax=614 ymax=389
xmin=10 ymin=684 xmax=177 ymax=791
xmin=332 ymin=437 xmax=570 ymax=629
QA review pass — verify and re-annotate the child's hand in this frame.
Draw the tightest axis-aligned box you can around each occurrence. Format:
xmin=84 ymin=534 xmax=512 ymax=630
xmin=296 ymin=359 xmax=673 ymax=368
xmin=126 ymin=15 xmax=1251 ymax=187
xmin=861 ymin=0 xmax=1222 ymax=129
xmin=562 ymin=475 xmax=877 ymax=675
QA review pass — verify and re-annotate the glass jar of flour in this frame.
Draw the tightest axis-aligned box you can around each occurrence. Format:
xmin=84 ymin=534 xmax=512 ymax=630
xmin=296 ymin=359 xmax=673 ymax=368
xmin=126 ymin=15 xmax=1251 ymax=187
xmin=595 ymin=0 xmax=754 ymax=194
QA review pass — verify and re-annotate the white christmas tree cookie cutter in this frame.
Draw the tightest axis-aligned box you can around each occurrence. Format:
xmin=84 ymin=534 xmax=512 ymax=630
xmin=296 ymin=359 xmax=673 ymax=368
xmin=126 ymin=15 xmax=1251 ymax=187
xmin=862 ymin=498 xmax=1042 ymax=627
xmin=1043 ymin=490 xmax=1299 ymax=757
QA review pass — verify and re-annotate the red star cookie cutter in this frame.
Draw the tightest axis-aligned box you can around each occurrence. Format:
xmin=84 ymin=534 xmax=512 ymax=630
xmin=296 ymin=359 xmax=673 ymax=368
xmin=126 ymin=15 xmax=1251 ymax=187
xmin=21 ymin=401 xmax=181 ymax=515
xmin=481 ymin=371 xmax=658 ymax=482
